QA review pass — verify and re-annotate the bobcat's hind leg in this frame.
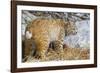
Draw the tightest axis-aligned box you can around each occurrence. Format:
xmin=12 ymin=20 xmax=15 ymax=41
xmin=35 ymin=39 xmax=49 ymax=61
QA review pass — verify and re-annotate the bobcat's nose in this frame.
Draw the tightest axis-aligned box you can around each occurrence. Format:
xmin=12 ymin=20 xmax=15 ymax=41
xmin=25 ymin=31 xmax=32 ymax=39
xmin=73 ymin=31 xmax=77 ymax=35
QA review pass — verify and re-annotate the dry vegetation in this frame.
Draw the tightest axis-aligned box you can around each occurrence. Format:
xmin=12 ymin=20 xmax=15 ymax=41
xmin=24 ymin=47 xmax=89 ymax=63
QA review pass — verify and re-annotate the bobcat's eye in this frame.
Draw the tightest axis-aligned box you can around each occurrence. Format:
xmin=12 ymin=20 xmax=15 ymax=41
xmin=25 ymin=31 xmax=32 ymax=39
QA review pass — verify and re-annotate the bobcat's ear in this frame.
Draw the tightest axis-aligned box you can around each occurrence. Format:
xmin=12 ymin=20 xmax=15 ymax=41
xmin=25 ymin=31 xmax=32 ymax=39
xmin=65 ymin=21 xmax=74 ymax=27
xmin=64 ymin=21 xmax=70 ymax=27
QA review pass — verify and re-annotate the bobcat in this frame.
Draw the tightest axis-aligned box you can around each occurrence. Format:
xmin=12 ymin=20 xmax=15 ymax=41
xmin=24 ymin=18 xmax=77 ymax=60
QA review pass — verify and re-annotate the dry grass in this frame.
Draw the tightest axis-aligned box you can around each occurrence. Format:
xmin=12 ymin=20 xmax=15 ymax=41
xmin=24 ymin=47 xmax=90 ymax=63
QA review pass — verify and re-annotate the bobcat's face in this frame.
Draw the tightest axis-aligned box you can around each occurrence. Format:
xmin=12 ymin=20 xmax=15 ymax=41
xmin=65 ymin=21 xmax=77 ymax=36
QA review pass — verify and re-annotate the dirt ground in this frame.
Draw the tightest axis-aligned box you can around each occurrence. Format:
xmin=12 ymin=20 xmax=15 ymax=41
xmin=24 ymin=47 xmax=90 ymax=63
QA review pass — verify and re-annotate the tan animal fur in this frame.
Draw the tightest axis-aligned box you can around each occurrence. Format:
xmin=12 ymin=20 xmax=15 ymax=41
xmin=24 ymin=18 xmax=77 ymax=60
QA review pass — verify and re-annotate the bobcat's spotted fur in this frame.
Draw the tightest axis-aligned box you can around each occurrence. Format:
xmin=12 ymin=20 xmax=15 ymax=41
xmin=24 ymin=18 xmax=77 ymax=60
